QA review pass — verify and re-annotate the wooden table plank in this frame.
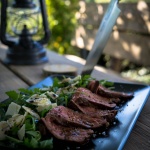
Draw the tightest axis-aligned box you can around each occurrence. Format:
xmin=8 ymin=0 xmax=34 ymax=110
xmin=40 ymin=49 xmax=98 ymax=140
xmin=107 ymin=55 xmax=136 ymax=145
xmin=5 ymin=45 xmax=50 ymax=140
xmin=0 ymin=45 xmax=132 ymax=85
xmin=124 ymin=98 xmax=150 ymax=150
xmin=0 ymin=62 xmax=28 ymax=102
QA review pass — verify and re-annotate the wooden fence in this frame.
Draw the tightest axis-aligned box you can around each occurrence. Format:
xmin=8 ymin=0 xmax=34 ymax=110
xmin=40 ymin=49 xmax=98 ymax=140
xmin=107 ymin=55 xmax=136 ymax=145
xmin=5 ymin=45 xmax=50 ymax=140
xmin=72 ymin=1 xmax=150 ymax=71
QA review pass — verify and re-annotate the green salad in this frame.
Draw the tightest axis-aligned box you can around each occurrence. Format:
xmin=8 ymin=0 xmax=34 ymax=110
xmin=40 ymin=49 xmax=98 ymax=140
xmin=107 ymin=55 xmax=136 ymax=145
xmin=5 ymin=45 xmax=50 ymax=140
xmin=0 ymin=75 xmax=114 ymax=149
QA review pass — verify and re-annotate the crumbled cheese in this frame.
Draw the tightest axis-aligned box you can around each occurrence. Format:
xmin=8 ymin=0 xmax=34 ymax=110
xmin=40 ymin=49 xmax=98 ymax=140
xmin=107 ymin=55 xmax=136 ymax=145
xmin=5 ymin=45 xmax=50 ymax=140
xmin=0 ymin=121 xmax=10 ymax=141
xmin=22 ymin=106 xmax=40 ymax=120
xmin=5 ymin=102 xmax=21 ymax=116
xmin=7 ymin=114 xmax=25 ymax=128
xmin=18 ymin=124 xmax=25 ymax=141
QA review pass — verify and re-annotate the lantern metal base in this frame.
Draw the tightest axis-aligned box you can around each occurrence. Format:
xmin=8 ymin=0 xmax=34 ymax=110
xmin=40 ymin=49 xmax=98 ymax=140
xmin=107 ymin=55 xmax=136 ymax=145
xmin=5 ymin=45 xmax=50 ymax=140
xmin=4 ymin=42 xmax=49 ymax=65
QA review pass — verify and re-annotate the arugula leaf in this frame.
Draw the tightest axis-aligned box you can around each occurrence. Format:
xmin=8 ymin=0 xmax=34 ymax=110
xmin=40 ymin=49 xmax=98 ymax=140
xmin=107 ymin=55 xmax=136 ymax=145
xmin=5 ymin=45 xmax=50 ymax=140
xmin=0 ymin=108 xmax=6 ymax=121
xmin=25 ymin=115 xmax=36 ymax=131
xmin=73 ymin=75 xmax=93 ymax=88
xmin=26 ymin=131 xmax=41 ymax=141
xmin=99 ymin=80 xmax=114 ymax=88
xmin=19 ymin=88 xmax=41 ymax=96
xmin=5 ymin=90 xmax=29 ymax=106
xmin=57 ymin=96 xmax=66 ymax=106
xmin=7 ymin=124 xmax=20 ymax=137
xmin=53 ymin=77 xmax=60 ymax=87
xmin=29 ymin=137 xmax=39 ymax=148
xmin=5 ymin=135 xmax=23 ymax=144
xmin=5 ymin=90 xmax=20 ymax=101
xmin=23 ymin=137 xmax=39 ymax=148
xmin=39 ymin=106 xmax=53 ymax=118
xmin=39 ymin=139 xmax=53 ymax=149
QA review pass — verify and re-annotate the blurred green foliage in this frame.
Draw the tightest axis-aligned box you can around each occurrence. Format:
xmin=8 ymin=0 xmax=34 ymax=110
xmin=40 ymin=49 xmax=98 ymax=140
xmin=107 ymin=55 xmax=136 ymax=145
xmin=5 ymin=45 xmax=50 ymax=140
xmin=85 ymin=0 xmax=150 ymax=3
xmin=45 ymin=0 xmax=79 ymax=55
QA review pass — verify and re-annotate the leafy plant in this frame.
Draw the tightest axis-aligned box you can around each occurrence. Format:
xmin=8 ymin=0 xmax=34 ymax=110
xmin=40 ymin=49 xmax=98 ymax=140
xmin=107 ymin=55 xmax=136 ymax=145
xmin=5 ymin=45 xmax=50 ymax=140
xmin=45 ymin=0 xmax=79 ymax=55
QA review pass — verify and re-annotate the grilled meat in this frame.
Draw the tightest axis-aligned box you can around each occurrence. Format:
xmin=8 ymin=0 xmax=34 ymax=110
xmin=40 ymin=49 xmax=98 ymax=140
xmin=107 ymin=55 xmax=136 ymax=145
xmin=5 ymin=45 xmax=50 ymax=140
xmin=48 ymin=106 xmax=108 ymax=129
xmin=69 ymin=95 xmax=117 ymax=122
xmin=70 ymin=87 xmax=117 ymax=109
xmin=41 ymin=115 xmax=94 ymax=144
xmin=88 ymin=80 xmax=134 ymax=101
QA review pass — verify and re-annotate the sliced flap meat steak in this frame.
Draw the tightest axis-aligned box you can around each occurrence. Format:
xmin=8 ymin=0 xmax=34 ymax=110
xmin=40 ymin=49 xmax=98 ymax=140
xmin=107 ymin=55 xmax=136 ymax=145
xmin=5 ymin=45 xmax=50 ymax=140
xmin=48 ymin=106 xmax=108 ymax=129
xmin=70 ymin=87 xmax=117 ymax=109
xmin=41 ymin=115 xmax=94 ymax=144
xmin=88 ymin=80 xmax=134 ymax=101
xmin=69 ymin=95 xmax=117 ymax=122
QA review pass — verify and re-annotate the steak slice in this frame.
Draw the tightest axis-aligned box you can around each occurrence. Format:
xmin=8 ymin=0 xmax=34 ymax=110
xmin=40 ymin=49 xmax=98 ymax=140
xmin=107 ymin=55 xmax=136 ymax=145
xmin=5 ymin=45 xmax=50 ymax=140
xmin=41 ymin=116 xmax=94 ymax=144
xmin=70 ymin=87 xmax=116 ymax=109
xmin=48 ymin=106 xmax=108 ymax=129
xmin=69 ymin=96 xmax=117 ymax=122
xmin=88 ymin=80 xmax=134 ymax=101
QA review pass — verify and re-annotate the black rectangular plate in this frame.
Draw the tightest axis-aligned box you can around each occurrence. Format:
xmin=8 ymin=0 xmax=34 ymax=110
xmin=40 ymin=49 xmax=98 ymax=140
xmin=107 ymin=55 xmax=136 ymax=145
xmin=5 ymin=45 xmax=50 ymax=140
xmin=1 ymin=75 xmax=150 ymax=150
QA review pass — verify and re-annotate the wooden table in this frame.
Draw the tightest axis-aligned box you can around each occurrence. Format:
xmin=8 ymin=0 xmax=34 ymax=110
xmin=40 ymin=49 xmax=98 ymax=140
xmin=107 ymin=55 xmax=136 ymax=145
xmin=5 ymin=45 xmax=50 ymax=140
xmin=0 ymin=44 xmax=150 ymax=150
